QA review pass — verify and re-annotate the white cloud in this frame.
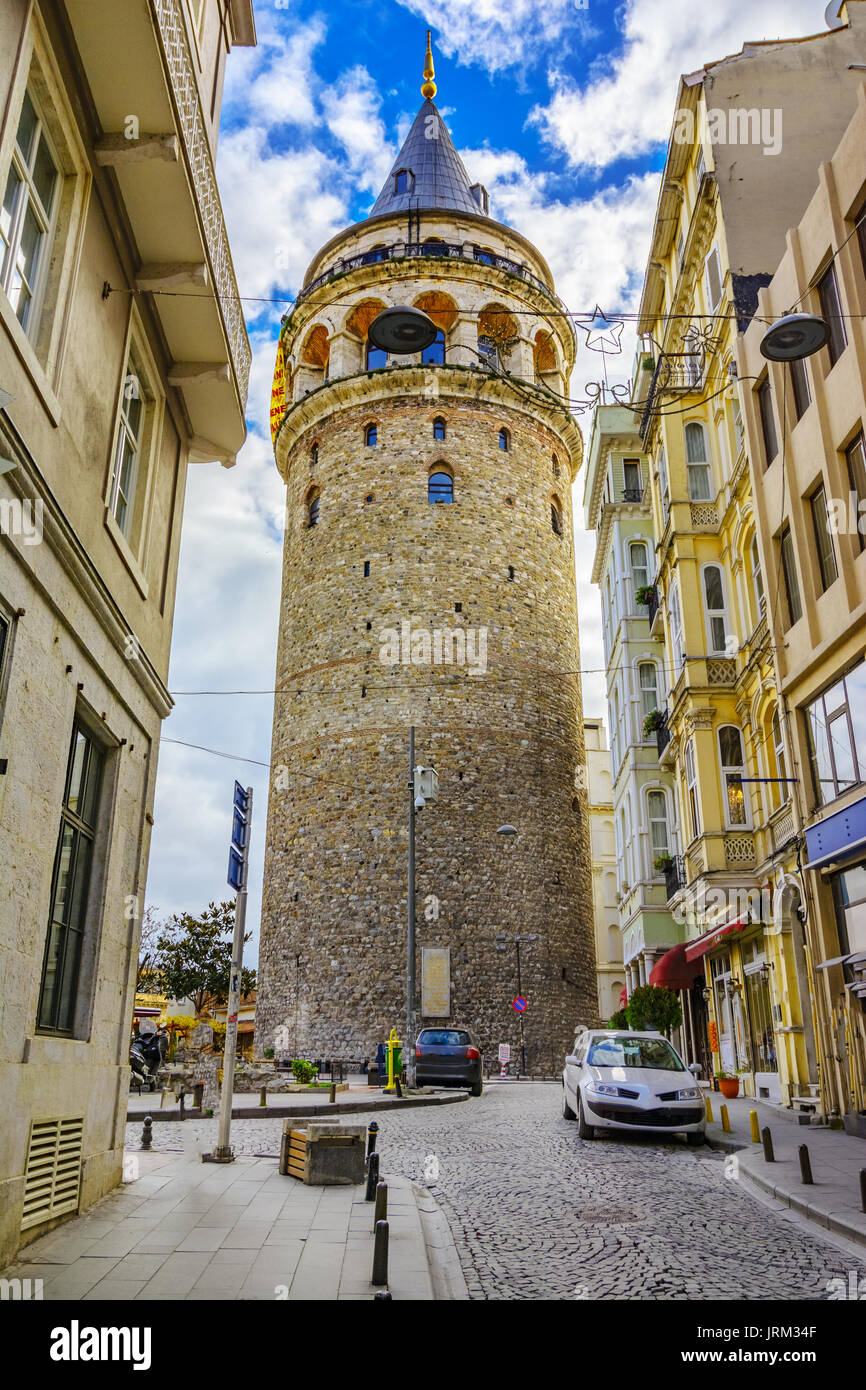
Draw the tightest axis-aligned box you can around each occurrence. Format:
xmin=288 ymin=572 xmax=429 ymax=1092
xmin=395 ymin=0 xmax=594 ymax=74
xmin=222 ymin=13 xmax=327 ymax=129
xmin=533 ymin=0 xmax=830 ymax=170
xmin=322 ymin=65 xmax=395 ymax=194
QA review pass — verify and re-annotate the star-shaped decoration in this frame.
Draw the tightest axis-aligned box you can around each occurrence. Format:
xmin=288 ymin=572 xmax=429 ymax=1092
xmin=575 ymin=306 xmax=625 ymax=354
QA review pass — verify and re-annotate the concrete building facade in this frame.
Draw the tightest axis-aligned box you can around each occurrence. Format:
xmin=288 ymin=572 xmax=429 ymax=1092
xmin=0 ymin=0 xmax=253 ymax=1264
xmin=258 ymin=45 xmax=598 ymax=1069
xmin=583 ymin=717 xmax=623 ymax=1023
xmin=737 ymin=85 xmax=866 ymax=1125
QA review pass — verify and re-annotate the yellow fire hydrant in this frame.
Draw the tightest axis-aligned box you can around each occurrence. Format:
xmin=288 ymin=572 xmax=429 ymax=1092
xmin=383 ymin=1028 xmax=402 ymax=1093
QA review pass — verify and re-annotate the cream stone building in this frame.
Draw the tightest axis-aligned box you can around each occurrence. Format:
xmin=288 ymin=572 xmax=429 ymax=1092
xmin=0 ymin=0 xmax=253 ymax=1264
xmin=583 ymin=718 xmax=623 ymax=1023
xmin=737 ymin=85 xmax=866 ymax=1127
xmin=259 ymin=42 xmax=598 ymax=1068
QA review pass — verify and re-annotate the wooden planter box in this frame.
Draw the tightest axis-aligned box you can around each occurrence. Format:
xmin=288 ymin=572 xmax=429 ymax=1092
xmin=279 ymin=1121 xmax=366 ymax=1185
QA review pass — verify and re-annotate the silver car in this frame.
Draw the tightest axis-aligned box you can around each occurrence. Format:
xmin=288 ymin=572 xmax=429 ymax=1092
xmin=562 ymin=1030 xmax=705 ymax=1144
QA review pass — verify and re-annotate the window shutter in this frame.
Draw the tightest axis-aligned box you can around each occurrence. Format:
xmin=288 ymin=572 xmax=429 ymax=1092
xmin=706 ymin=248 xmax=722 ymax=309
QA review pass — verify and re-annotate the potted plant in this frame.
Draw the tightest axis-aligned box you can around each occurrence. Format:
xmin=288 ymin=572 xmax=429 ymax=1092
xmin=636 ymin=584 xmax=655 ymax=607
xmin=715 ymin=1070 xmax=740 ymax=1100
xmin=654 ymin=853 xmax=673 ymax=874
xmin=643 ymin=708 xmax=665 ymax=737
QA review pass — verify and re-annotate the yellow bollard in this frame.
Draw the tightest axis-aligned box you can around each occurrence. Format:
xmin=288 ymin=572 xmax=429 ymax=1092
xmin=750 ymin=1109 xmax=761 ymax=1143
xmin=705 ymin=1096 xmax=713 ymax=1124
xmin=384 ymin=1027 xmax=400 ymax=1093
xmin=721 ymin=1104 xmax=731 ymax=1133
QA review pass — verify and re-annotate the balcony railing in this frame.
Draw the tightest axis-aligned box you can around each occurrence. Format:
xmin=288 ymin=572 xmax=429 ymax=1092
xmin=622 ymin=488 xmax=644 ymax=503
xmin=656 ymin=715 xmax=671 ymax=759
xmin=646 ymin=585 xmax=660 ymax=628
xmin=664 ymin=855 xmax=686 ymax=901
xmin=295 ymin=241 xmax=561 ymax=308
xmin=639 ymin=350 xmax=705 ymax=443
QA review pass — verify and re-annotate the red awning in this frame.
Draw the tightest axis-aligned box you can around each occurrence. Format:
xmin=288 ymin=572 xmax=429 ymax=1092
xmin=685 ymin=917 xmax=747 ymax=962
xmin=649 ymin=943 xmax=702 ymax=991
xmin=619 ymin=986 xmax=628 ymax=1008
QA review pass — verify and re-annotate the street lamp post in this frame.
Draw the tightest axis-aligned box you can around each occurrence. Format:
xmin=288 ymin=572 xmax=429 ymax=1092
xmin=407 ymin=726 xmax=417 ymax=1088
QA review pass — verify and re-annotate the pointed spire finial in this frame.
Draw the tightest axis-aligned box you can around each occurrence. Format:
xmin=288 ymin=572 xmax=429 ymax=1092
xmin=421 ymin=29 xmax=437 ymax=99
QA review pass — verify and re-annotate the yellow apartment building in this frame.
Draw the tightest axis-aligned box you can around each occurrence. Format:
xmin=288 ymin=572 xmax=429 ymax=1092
xmin=737 ymin=85 xmax=866 ymax=1129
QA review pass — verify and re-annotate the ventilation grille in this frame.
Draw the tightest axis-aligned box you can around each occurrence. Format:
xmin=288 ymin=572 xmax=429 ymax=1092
xmin=21 ymin=1117 xmax=83 ymax=1231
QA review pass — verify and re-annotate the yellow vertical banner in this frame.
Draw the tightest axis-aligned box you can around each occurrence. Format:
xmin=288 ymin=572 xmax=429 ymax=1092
xmin=270 ymin=332 xmax=286 ymax=446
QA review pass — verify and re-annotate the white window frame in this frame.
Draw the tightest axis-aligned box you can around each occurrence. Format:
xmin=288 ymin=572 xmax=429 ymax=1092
xmin=750 ymin=536 xmax=765 ymax=622
xmin=0 ymin=17 xmax=90 ymax=387
xmin=104 ymin=308 xmax=163 ymax=590
xmin=684 ymin=737 xmax=701 ymax=840
xmin=629 ymin=541 xmax=649 ymax=607
xmin=718 ymin=724 xmax=750 ymax=829
xmin=705 ymin=245 xmax=723 ymax=310
xmin=657 ymin=447 xmax=670 ymax=523
xmin=646 ymin=788 xmax=671 ymax=876
xmin=0 ymin=89 xmax=60 ymax=339
xmin=701 ymin=563 xmax=730 ymax=656
xmin=685 ymin=421 xmax=713 ymax=501
xmin=771 ymin=708 xmax=789 ymax=810
xmin=669 ymin=577 xmax=684 ymax=675
xmin=638 ymin=661 xmax=659 ymax=725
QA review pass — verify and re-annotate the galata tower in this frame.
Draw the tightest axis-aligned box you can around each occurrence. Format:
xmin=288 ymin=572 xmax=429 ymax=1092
xmin=257 ymin=36 xmax=597 ymax=1067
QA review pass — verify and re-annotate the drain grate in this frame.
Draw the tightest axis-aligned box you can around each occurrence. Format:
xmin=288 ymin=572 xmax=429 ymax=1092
xmin=21 ymin=1117 xmax=83 ymax=1230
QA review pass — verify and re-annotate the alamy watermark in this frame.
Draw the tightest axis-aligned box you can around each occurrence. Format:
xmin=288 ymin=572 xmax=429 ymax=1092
xmin=0 ymin=498 xmax=42 ymax=545
xmin=379 ymin=621 xmax=488 ymax=675
xmin=674 ymin=106 xmax=783 ymax=157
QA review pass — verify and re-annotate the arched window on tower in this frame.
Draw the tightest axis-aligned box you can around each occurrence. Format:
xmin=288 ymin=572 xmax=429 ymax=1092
xmin=366 ymin=337 xmax=388 ymax=370
xmin=498 ymin=427 xmax=510 ymax=451
xmin=428 ymin=469 xmax=454 ymax=504
xmin=433 ymin=417 xmax=446 ymax=441
xmin=310 ymin=442 xmax=319 ymax=467
xmin=394 ymin=168 xmax=414 ymax=194
xmin=551 ymin=495 xmax=564 ymax=536
xmin=307 ymin=489 xmax=320 ymax=528
xmin=365 ymin=422 xmax=378 ymax=447
xmin=422 ymin=330 xmax=446 ymax=365
xmin=479 ymin=336 xmax=499 ymax=370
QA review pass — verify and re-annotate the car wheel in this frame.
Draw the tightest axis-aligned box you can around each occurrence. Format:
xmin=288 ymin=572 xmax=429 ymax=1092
xmin=686 ymin=1131 xmax=705 ymax=1147
xmin=470 ymin=1080 xmax=483 ymax=1097
xmin=562 ymin=1085 xmax=576 ymax=1121
xmin=577 ymin=1093 xmax=596 ymax=1140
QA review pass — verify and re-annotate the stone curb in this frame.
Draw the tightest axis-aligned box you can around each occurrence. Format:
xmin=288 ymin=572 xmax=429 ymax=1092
xmin=705 ymin=1128 xmax=866 ymax=1250
xmin=412 ymin=1183 xmax=470 ymax=1301
xmin=127 ymin=1090 xmax=470 ymax=1123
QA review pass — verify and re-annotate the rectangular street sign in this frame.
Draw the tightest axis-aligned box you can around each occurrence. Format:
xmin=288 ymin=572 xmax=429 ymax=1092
xmin=231 ymin=806 xmax=248 ymax=851
xmin=227 ymin=846 xmax=244 ymax=891
xmin=498 ymin=1043 xmax=511 ymax=1063
xmin=233 ymin=780 xmax=249 ymax=814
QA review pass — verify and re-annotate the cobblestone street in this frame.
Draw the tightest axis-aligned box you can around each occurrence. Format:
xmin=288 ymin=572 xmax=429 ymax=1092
xmin=126 ymin=1083 xmax=866 ymax=1301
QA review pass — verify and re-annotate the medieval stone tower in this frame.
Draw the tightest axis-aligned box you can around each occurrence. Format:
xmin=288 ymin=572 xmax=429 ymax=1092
xmin=257 ymin=38 xmax=598 ymax=1066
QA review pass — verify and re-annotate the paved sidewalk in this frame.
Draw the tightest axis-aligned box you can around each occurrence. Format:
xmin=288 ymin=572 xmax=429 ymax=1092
xmin=703 ymin=1089 xmax=866 ymax=1247
xmin=3 ymin=1146 xmax=453 ymax=1301
xmin=127 ymin=1086 xmax=469 ymax=1122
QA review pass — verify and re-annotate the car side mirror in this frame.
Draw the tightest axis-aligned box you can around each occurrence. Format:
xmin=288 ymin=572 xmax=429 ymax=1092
xmin=688 ymin=1063 xmax=702 ymax=1076
xmin=565 ymin=1054 xmax=578 ymax=1066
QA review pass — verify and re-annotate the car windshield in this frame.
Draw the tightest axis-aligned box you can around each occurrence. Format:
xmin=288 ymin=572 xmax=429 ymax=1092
xmin=586 ymin=1036 xmax=684 ymax=1071
xmin=420 ymin=1030 xmax=471 ymax=1045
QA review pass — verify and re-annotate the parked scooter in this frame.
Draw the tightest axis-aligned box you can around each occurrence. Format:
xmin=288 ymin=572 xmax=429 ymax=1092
xmin=130 ymin=1023 xmax=168 ymax=1092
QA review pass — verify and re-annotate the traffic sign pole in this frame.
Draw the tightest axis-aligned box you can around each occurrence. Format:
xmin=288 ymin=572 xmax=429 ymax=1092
xmin=214 ymin=783 xmax=252 ymax=1161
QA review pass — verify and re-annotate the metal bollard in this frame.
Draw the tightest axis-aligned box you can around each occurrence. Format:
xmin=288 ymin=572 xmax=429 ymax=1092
xmin=160 ymin=1088 xmax=167 ymax=1110
xmin=178 ymin=1092 xmax=185 ymax=1121
xmin=749 ymin=1109 xmax=761 ymax=1143
xmin=798 ymin=1144 xmax=814 ymax=1185
xmin=372 ymin=1219 xmax=389 ymax=1287
xmin=374 ymin=1180 xmax=388 ymax=1230
xmin=720 ymin=1104 xmax=731 ymax=1134
xmin=704 ymin=1097 xmax=713 ymax=1124
xmin=329 ymin=1082 xmax=336 ymax=1104
xmin=860 ymin=1169 xmax=866 ymax=1214
xmin=366 ymin=1121 xmax=379 ymax=1160
xmin=365 ymin=1150 xmax=380 ymax=1201
xmin=259 ymin=1085 xmax=267 ymax=1107
xmin=373 ymin=1290 xmax=392 ymax=1301
xmin=761 ymin=1126 xmax=775 ymax=1163
xmin=141 ymin=1116 xmax=152 ymax=1150
xmin=394 ymin=1076 xmax=402 ymax=1099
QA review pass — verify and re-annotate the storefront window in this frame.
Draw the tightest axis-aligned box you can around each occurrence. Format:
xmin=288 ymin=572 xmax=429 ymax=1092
xmin=743 ymin=940 xmax=777 ymax=1074
xmin=832 ymin=862 xmax=866 ymax=957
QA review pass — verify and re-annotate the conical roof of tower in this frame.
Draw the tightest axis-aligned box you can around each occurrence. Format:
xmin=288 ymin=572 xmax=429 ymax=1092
xmin=368 ymin=33 xmax=484 ymax=220
xmin=368 ymin=98 xmax=482 ymax=219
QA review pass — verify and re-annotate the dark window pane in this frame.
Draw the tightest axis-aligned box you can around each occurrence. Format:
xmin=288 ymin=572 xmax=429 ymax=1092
xmin=847 ymin=434 xmax=866 ymax=553
xmin=719 ymin=726 xmax=743 ymax=766
xmin=807 ymin=703 xmax=834 ymax=804
xmin=790 ymin=356 xmax=810 ymax=420
xmin=780 ymin=527 xmax=802 ymax=626
xmin=818 ymin=265 xmax=847 ymax=366
xmin=758 ymin=380 xmax=778 ymax=465
xmin=846 ymin=663 xmax=866 ymax=781
xmin=810 ymin=485 xmax=837 ymax=591
xmin=433 ymin=418 xmax=445 ymax=440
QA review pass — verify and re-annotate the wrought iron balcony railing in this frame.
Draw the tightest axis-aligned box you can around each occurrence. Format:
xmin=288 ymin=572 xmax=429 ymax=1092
xmin=656 ymin=715 xmax=671 ymax=759
xmin=622 ymin=488 xmax=644 ymax=503
xmin=639 ymin=350 xmax=705 ymax=443
xmin=664 ymin=855 xmax=686 ymax=901
xmin=646 ymin=585 xmax=660 ymax=628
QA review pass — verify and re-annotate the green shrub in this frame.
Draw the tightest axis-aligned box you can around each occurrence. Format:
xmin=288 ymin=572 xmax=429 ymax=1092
xmin=625 ymin=984 xmax=682 ymax=1037
xmin=291 ymin=1058 xmax=316 ymax=1084
xmin=607 ymin=1009 xmax=630 ymax=1029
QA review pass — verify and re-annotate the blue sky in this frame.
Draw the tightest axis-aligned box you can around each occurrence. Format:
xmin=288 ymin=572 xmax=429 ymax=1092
xmin=144 ymin=0 xmax=832 ymax=953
